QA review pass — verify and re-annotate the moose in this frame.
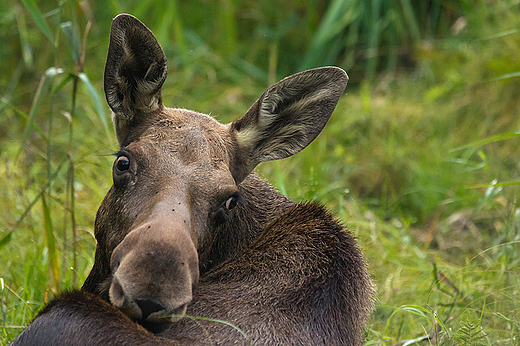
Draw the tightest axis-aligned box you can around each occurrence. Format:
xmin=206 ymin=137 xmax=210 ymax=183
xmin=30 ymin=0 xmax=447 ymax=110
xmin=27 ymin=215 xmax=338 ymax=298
xmin=11 ymin=14 xmax=374 ymax=345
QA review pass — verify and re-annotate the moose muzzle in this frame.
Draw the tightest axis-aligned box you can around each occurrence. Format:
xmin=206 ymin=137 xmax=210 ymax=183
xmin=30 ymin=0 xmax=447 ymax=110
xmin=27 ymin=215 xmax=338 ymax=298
xmin=109 ymin=214 xmax=199 ymax=323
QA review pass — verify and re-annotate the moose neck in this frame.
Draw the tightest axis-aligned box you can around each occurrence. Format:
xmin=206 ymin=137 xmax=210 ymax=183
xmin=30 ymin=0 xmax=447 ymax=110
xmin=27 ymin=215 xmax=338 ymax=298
xmin=198 ymin=173 xmax=294 ymax=274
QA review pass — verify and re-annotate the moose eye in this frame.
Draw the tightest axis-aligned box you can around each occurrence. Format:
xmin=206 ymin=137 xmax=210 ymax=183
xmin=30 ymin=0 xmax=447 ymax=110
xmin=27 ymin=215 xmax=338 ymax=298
xmin=225 ymin=196 xmax=237 ymax=211
xmin=224 ymin=192 xmax=243 ymax=211
xmin=213 ymin=192 xmax=243 ymax=226
xmin=115 ymin=155 xmax=131 ymax=173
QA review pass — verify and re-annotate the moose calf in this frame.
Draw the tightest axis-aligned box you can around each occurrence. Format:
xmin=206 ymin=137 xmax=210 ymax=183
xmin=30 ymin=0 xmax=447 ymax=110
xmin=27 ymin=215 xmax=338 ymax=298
xmin=11 ymin=14 xmax=374 ymax=346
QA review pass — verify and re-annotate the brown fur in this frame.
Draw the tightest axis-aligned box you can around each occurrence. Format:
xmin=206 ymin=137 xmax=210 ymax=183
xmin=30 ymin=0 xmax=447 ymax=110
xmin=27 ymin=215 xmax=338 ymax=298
xmin=10 ymin=14 xmax=374 ymax=346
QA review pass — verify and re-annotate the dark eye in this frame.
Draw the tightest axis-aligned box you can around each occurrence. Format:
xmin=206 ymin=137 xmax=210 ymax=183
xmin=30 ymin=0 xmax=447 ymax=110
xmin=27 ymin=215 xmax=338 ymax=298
xmin=225 ymin=196 xmax=237 ymax=211
xmin=213 ymin=193 xmax=243 ymax=226
xmin=115 ymin=155 xmax=130 ymax=173
xmin=224 ymin=192 xmax=243 ymax=211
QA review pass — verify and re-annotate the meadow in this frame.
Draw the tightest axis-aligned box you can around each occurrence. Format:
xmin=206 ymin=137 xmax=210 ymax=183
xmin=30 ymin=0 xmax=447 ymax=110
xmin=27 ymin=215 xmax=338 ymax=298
xmin=1 ymin=0 xmax=519 ymax=344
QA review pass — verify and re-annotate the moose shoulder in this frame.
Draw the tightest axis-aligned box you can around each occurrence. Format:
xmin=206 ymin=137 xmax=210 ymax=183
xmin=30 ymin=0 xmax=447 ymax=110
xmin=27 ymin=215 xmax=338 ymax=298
xmin=11 ymin=14 xmax=374 ymax=346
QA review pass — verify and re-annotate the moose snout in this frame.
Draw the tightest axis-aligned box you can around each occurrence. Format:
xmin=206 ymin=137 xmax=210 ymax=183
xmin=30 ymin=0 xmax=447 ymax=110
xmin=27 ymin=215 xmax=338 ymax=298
xmin=109 ymin=219 xmax=199 ymax=323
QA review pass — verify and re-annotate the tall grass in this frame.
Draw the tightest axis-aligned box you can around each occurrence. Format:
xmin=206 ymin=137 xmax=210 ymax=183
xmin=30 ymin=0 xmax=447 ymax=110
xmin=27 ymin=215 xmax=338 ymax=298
xmin=301 ymin=0 xmax=462 ymax=79
xmin=1 ymin=0 xmax=520 ymax=344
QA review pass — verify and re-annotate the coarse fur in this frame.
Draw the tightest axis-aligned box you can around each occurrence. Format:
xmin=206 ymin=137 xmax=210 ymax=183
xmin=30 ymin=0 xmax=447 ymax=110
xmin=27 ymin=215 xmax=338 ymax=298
xmin=10 ymin=14 xmax=374 ymax=346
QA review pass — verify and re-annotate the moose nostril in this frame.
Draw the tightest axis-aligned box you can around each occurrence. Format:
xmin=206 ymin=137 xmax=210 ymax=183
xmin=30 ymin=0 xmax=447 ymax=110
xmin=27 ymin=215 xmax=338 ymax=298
xmin=136 ymin=298 xmax=166 ymax=320
xmin=110 ymin=277 xmax=126 ymax=307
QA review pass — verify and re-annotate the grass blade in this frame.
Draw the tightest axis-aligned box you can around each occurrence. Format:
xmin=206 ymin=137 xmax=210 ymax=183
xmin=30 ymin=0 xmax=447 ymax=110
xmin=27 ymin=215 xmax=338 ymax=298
xmin=468 ymin=181 xmax=520 ymax=189
xmin=301 ymin=0 xmax=358 ymax=69
xmin=171 ymin=314 xmax=253 ymax=346
xmin=0 ymin=97 xmax=47 ymax=140
xmin=61 ymin=21 xmax=81 ymax=64
xmin=18 ymin=67 xmax=64 ymax=156
xmin=42 ymin=194 xmax=59 ymax=292
xmin=399 ymin=0 xmax=421 ymax=41
xmin=15 ymin=6 xmax=34 ymax=67
xmin=0 ymin=61 xmax=24 ymax=114
xmin=168 ymin=0 xmax=188 ymax=63
xmin=217 ymin=0 xmax=237 ymax=55
xmin=77 ymin=73 xmax=111 ymax=143
xmin=20 ymin=0 xmax=54 ymax=44
xmin=274 ymin=161 xmax=288 ymax=196
xmin=452 ymin=132 xmax=520 ymax=151
xmin=495 ymin=71 xmax=520 ymax=80
xmin=384 ymin=304 xmax=431 ymax=335
xmin=0 ymin=231 xmax=13 ymax=250
xmin=482 ymin=29 xmax=517 ymax=40
xmin=366 ymin=0 xmax=382 ymax=78
xmin=2 ymin=156 xmax=67 ymax=250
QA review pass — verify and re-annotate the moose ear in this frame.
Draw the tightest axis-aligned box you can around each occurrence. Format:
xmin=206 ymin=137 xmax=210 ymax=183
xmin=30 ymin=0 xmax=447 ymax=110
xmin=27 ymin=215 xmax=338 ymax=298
xmin=229 ymin=67 xmax=348 ymax=183
xmin=104 ymin=14 xmax=167 ymax=144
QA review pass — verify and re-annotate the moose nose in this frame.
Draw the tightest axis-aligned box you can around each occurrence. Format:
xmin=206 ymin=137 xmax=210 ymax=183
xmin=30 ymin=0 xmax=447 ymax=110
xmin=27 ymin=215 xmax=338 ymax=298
xmin=136 ymin=298 xmax=166 ymax=321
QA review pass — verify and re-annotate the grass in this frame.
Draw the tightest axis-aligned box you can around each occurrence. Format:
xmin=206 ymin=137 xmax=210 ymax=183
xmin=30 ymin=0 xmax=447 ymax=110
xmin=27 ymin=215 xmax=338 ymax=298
xmin=1 ymin=0 xmax=520 ymax=344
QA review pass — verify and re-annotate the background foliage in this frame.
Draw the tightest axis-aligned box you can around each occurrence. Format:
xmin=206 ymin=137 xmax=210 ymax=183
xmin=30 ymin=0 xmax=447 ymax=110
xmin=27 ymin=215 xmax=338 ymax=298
xmin=1 ymin=0 xmax=519 ymax=344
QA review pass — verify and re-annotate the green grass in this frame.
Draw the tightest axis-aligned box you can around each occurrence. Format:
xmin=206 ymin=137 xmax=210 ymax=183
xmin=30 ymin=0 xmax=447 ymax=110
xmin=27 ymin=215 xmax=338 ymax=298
xmin=1 ymin=0 xmax=520 ymax=344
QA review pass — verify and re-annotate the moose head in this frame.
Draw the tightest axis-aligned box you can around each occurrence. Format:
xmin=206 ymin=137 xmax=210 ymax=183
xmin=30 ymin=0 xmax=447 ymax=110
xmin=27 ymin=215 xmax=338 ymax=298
xmin=82 ymin=14 xmax=348 ymax=324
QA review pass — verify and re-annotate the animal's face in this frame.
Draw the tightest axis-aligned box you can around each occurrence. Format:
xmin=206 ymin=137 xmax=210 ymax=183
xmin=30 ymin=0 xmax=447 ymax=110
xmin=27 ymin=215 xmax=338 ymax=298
xmin=89 ymin=14 xmax=348 ymax=323
xmin=104 ymin=110 xmax=238 ymax=322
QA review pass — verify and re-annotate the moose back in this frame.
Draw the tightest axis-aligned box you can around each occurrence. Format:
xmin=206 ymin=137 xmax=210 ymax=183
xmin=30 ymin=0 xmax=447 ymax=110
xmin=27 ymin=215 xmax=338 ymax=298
xmin=11 ymin=14 xmax=374 ymax=346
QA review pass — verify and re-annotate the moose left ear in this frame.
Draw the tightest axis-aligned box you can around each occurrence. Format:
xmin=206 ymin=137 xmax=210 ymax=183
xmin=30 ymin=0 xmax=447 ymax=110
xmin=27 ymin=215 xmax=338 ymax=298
xmin=229 ymin=67 xmax=348 ymax=183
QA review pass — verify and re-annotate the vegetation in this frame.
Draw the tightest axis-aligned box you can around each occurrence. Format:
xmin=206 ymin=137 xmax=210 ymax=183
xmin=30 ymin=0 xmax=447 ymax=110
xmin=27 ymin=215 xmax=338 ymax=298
xmin=1 ymin=0 xmax=519 ymax=344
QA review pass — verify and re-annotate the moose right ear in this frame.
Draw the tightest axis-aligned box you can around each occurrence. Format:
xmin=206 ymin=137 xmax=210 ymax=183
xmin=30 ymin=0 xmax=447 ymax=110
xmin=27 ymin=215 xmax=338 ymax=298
xmin=104 ymin=14 xmax=167 ymax=145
